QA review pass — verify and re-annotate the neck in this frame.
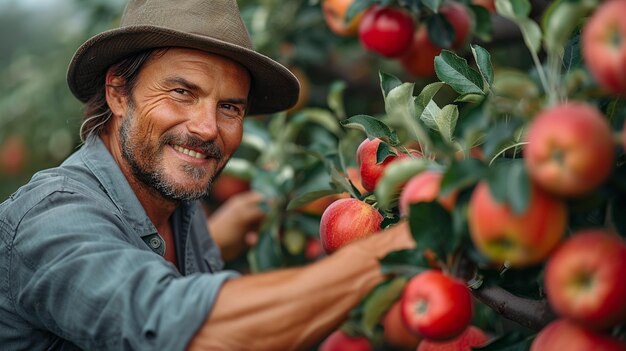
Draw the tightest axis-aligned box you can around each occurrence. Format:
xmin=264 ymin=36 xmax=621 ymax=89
xmin=100 ymin=131 xmax=178 ymax=230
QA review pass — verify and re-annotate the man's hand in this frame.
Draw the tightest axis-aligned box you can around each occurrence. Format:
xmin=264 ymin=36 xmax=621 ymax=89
xmin=206 ymin=191 xmax=265 ymax=262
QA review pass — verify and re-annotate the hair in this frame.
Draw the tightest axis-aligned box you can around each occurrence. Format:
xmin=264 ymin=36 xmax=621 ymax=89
xmin=79 ymin=49 xmax=166 ymax=142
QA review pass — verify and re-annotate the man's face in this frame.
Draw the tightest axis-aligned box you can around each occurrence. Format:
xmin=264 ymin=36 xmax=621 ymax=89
xmin=116 ymin=48 xmax=250 ymax=202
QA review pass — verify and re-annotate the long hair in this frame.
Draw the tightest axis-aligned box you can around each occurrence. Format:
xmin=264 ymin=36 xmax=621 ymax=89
xmin=79 ymin=49 xmax=166 ymax=142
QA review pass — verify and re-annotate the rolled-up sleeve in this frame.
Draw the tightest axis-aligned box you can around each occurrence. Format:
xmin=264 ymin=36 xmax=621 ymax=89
xmin=7 ymin=187 xmax=238 ymax=350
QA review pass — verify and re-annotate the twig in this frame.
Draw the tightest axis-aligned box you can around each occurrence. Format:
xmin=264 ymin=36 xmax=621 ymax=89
xmin=472 ymin=284 xmax=556 ymax=331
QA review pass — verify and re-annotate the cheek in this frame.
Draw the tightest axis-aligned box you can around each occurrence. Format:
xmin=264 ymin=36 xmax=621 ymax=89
xmin=220 ymin=120 xmax=244 ymax=153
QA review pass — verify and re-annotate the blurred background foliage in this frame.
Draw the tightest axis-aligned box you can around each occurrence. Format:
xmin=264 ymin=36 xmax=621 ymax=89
xmin=0 ymin=0 xmax=534 ymax=200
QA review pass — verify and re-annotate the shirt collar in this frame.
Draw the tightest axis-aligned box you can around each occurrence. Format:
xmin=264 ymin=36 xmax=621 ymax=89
xmin=80 ymin=136 xmax=157 ymax=238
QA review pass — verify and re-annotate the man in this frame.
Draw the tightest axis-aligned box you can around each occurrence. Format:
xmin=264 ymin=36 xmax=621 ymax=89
xmin=0 ymin=0 xmax=414 ymax=350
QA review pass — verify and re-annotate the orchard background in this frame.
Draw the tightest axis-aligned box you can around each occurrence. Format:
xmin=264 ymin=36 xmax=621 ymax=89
xmin=2 ymin=0 xmax=626 ymax=350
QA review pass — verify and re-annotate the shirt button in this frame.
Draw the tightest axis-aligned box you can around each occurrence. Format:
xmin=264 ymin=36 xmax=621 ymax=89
xmin=149 ymin=237 xmax=162 ymax=249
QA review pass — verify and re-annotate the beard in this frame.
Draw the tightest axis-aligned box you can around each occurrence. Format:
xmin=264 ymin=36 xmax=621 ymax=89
xmin=118 ymin=105 xmax=225 ymax=202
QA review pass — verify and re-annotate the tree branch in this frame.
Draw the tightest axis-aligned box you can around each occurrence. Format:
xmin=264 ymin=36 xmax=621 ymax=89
xmin=472 ymin=284 xmax=556 ymax=331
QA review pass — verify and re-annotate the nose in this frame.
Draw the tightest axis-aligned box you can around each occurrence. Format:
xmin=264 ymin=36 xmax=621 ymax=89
xmin=187 ymin=106 xmax=219 ymax=141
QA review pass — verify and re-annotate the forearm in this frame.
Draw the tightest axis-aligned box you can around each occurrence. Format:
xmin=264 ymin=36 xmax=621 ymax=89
xmin=187 ymin=222 xmax=413 ymax=351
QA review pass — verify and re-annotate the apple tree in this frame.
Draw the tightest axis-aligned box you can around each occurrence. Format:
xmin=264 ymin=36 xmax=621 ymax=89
xmin=230 ymin=0 xmax=626 ymax=349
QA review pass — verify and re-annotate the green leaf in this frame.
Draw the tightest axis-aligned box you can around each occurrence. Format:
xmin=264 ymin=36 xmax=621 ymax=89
xmin=286 ymin=188 xmax=338 ymax=211
xmin=420 ymin=0 xmax=442 ymax=12
xmin=222 ymin=158 xmax=257 ymax=181
xmin=248 ymin=227 xmax=283 ymax=272
xmin=415 ymin=82 xmax=445 ymax=116
xmin=541 ymin=0 xmax=596 ymax=54
xmin=380 ymin=71 xmax=403 ymax=98
xmin=495 ymin=0 xmax=541 ymax=53
xmin=327 ymin=80 xmax=348 ymax=120
xmin=436 ymin=104 xmax=459 ymax=143
xmin=376 ymin=141 xmax=397 ymax=164
xmin=341 ymin=115 xmax=400 ymax=146
xmin=471 ymin=44 xmax=494 ymax=87
xmin=380 ymin=248 xmax=430 ymax=276
xmin=455 ymin=93 xmax=486 ymax=104
xmin=486 ymin=159 xmax=531 ymax=214
xmin=408 ymin=202 xmax=455 ymax=259
xmin=420 ymin=100 xmax=442 ymax=130
xmin=290 ymin=107 xmax=343 ymax=136
xmin=495 ymin=0 xmax=531 ymax=19
xmin=469 ymin=4 xmax=493 ymax=42
xmin=361 ymin=277 xmax=408 ymax=338
xmin=427 ymin=13 xmax=455 ymax=49
xmin=435 ymin=50 xmax=485 ymax=96
xmin=440 ymin=158 xmax=487 ymax=197
xmin=375 ymin=157 xmax=430 ymax=210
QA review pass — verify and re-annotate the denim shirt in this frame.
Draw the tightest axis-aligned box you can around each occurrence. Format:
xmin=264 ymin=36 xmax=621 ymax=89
xmin=0 ymin=136 xmax=239 ymax=350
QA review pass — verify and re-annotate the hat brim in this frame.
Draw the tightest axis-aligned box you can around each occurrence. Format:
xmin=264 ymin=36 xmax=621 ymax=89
xmin=67 ymin=26 xmax=300 ymax=115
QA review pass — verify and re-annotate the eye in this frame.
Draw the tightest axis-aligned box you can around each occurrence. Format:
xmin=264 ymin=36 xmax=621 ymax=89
xmin=220 ymin=103 xmax=245 ymax=118
xmin=173 ymin=88 xmax=189 ymax=95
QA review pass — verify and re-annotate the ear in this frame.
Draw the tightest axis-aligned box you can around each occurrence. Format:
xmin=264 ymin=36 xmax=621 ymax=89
xmin=105 ymin=68 xmax=128 ymax=118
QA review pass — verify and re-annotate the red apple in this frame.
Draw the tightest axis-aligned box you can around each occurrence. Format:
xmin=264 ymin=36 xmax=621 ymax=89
xmin=211 ymin=173 xmax=250 ymax=204
xmin=468 ymin=180 xmax=567 ymax=268
xmin=356 ymin=138 xmax=406 ymax=193
xmin=399 ymin=26 xmax=442 ymax=78
xmin=544 ymin=229 xmax=626 ymax=330
xmin=417 ymin=325 xmax=489 ymax=351
xmin=358 ymin=5 xmax=416 ymax=57
xmin=319 ymin=329 xmax=372 ymax=351
xmin=346 ymin=166 xmax=367 ymax=194
xmin=305 ymin=238 xmax=323 ymax=260
xmin=582 ymin=0 xmax=626 ymax=95
xmin=382 ymin=301 xmax=422 ymax=350
xmin=0 ymin=135 xmax=26 ymax=175
xmin=399 ymin=170 xmax=457 ymax=216
xmin=400 ymin=270 xmax=473 ymax=340
xmin=439 ymin=2 xmax=473 ymax=49
xmin=524 ymin=102 xmax=615 ymax=197
xmin=322 ymin=0 xmax=364 ymax=37
xmin=319 ymin=198 xmax=383 ymax=254
xmin=530 ymin=319 xmax=626 ymax=351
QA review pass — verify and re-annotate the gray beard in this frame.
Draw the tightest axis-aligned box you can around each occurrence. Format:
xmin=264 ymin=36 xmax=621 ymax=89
xmin=118 ymin=110 xmax=223 ymax=202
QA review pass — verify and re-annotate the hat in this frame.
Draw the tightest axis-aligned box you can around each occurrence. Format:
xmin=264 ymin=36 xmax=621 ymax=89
xmin=67 ymin=0 xmax=300 ymax=115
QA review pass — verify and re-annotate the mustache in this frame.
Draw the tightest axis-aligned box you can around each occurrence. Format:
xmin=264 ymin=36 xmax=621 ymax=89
xmin=162 ymin=133 xmax=223 ymax=159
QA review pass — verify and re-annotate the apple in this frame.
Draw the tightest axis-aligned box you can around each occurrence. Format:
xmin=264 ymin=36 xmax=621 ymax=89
xmin=286 ymin=66 xmax=310 ymax=114
xmin=305 ymin=238 xmax=323 ymax=260
xmin=0 ymin=135 xmax=26 ymax=175
xmin=210 ymin=173 xmax=250 ymax=204
xmin=319 ymin=329 xmax=372 ymax=351
xmin=530 ymin=319 xmax=626 ymax=351
xmin=399 ymin=26 xmax=442 ymax=78
xmin=581 ymin=0 xmax=626 ymax=95
xmin=382 ymin=300 xmax=422 ymax=350
xmin=439 ymin=2 xmax=473 ymax=49
xmin=321 ymin=0 xmax=364 ymax=36
xmin=400 ymin=270 xmax=473 ymax=340
xmin=544 ymin=229 xmax=626 ymax=330
xmin=524 ymin=102 xmax=615 ymax=197
xmin=399 ymin=170 xmax=457 ymax=216
xmin=417 ymin=325 xmax=489 ymax=351
xmin=467 ymin=180 xmax=567 ymax=268
xmin=358 ymin=5 xmax=416 ymax=57
xmin=319 ymin=198 xmax=383 ymax=254
xmin=356 ymin=138 xmax=407 ymax=193
xmin=346 ymin=166 xmax=367 ymax=194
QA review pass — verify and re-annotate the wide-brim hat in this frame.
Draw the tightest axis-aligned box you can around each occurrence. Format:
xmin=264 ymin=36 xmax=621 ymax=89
xmin=67 ymin=0 xmax=300 ymax=115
